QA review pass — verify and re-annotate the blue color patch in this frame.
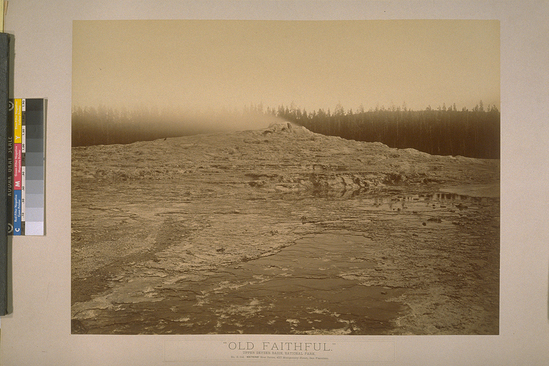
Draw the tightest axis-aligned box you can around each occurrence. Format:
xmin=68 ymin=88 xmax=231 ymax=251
xmin=13 ymin=190 xmax=22 ymax=235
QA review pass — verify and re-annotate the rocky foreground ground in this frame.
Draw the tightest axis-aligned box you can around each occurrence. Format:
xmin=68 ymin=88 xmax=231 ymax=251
xmin=71 ymin=122 xmax=499 ymax=335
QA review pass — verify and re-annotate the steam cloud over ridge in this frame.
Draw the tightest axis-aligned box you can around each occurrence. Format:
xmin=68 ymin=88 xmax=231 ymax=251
xmin=71 ymin=107 xmax=290 ymax=146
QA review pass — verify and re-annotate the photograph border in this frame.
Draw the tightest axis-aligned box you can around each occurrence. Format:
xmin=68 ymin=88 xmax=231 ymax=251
xmin=2 ymin=1 xmax=548 ymax=365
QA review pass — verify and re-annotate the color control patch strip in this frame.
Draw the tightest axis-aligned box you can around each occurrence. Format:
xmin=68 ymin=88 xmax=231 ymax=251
xmin=9 ymin=98 xmax=45 ymax=236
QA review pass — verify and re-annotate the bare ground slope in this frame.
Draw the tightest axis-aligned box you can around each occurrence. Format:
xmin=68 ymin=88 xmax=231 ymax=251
xmin=71 ymin=122 xmax=499 ymax=335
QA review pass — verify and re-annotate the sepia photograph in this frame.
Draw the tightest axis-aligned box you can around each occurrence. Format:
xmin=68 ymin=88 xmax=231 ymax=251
xmin=71 ymin=19 xmax=500 ymax=336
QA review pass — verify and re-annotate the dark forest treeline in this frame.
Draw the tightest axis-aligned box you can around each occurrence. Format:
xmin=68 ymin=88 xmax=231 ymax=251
xmin=72 ymin=106 xmax=243 ymax=147
xmin=72 ymin=102 xmax=500 ymax=159
xmin=263 ymin=102 xmax=500 ymax=159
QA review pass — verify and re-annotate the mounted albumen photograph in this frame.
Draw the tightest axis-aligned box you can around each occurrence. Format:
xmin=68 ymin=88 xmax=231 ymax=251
xmin=71 ymin=20 xmax=500 ymax=335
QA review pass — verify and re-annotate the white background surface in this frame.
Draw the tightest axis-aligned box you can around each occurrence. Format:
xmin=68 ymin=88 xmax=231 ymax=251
xmin=1 ymin=1 xmax=548 ymax=365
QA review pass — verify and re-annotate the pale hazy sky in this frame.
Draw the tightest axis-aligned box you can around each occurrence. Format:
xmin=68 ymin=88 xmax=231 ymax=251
xmin=72 ymin=20 xmax=500 ymax=113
